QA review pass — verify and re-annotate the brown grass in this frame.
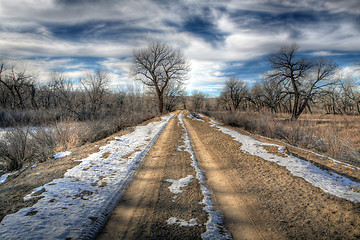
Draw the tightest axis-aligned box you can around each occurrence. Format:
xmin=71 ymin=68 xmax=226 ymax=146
xmin=204 ymin=111 xmax=360 ymax=166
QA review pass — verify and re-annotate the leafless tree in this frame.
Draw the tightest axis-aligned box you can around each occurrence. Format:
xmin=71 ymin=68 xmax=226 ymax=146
xmin=218 ymin=91 xmax=232 ymax=111
xmin=131 ymin=41 xmax=190 ymax=114
xmin=189 ymin=90 xmax=205 ymax=112
xmin=81 ymin=68 xmax=109 ymax=119
xmin=163 ymin=80 xmax=185 ymax=112
xmin=339 ymin=75 xmax=360 ymax=114
xmin=268 ymin=43 xmax=337 ymax=120
xmin=0 ymin=62 xmax=37 ymax=110
xmin=223 ymin=77 xmax=248 ymax=111
xmin=261 ymin=79 xmax=286 ymax=113
xmin=248 ymin=83 xmax=264 ymax=112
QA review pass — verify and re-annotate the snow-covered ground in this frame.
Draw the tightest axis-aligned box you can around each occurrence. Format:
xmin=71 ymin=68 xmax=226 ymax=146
xmin=167 ymin=217 xmax=198 ymax=227
xmin=0 ymin=126 xmax=46 ymax=140
xmin=0 ymin=114 xmax=174 ymax=240
xmin=53 ymin=151 xmax=72 ymax=159
xmin=177 ymin=113 xmax=232 ymax=239
xmin=208 ymin=119 xmax=360 ymax=203
xmin=0 ymin=173 xmax=10 ymax=185
xmin=165 ymin=175 xmax=194 ymax=194
xmin=187 ymin=113 xmax=205 ymax=122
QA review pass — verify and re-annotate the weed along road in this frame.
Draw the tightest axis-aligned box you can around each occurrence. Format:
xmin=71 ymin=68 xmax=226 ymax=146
xmin=98 ymin=111 xmax=360 ymax=240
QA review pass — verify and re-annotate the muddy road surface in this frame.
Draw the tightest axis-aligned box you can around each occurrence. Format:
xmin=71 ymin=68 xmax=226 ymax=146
xmin=98 ymin=111 xmax=360 ymax=240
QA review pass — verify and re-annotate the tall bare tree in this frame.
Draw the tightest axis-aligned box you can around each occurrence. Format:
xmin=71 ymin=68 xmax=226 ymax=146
xmin=131 ymin=41 xmax=189 ymax=114
xmin=163 ymin=80 xmax=185 ymax=112
xmin=0 ymin=62 xmax=37 ymax=110
xmin=223 ymin=77 xmax=248 ymax=111
xmin=268 ymin=43 xmax=337 ymax=120
xmin=81 ymin=67 xmax=109 ymax=119
xmin=190 ymin=90 xmax=205 ymax=112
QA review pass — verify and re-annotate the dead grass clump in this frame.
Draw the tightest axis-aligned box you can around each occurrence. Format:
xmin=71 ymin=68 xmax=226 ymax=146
xmin=54 ymin=121 xmax=87 ymax=151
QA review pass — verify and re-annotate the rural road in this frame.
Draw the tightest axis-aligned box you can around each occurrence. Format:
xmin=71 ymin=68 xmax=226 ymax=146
xmin=97 ymin=111 xmax=360 ymax=240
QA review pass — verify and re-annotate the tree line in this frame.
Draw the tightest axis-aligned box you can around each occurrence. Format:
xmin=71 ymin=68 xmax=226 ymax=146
xmin=0 ymin=42 xmax=359 ymax=127
xmin=215 ymin=44 xmax=360 ymax=119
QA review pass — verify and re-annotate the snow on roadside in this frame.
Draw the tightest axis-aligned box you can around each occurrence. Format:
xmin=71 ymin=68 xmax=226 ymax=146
xmin=187 ymin=113 xmax=205 ymax=122
xmin=208 ymin=120 xmax=360 ymax=203
xmin=258 ymin=135 xmax=360 ymax=171
xmin=0 ymin=171 xmax=17 ymax=185
xmin=178 ymin=113 xmax=232 ymax=240
xmin=0 ymin=173 xmax=10 ymax=185
xmin=0 ymin=114 xmax=174 ymax=240
xmin=53 ymin=151 xmax=72 ymax=159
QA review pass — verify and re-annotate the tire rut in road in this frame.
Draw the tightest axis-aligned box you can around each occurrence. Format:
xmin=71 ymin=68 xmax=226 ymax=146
xmin=184 ymin=114 xmax=273 ymax=240
xmin=184 ymin=112 xmax=360 ymax=239
xmin=97 ymin=114 xmax=208 ymax=240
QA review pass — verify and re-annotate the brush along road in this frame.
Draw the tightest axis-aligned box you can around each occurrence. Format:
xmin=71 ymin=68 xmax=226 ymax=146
xmin=98 ymin=111 xmax=360 ymax=240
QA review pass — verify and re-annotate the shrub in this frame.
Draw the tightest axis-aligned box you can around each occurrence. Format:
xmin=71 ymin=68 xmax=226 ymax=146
xmin=0 ymin=128 xmax=36 ymax=170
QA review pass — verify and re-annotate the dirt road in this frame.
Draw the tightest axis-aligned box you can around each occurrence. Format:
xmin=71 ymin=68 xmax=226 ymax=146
xmin=98 ymin=111 xmax=360 ymax=239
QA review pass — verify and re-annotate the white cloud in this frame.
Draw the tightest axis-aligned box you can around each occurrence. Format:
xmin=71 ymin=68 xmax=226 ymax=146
xmin=224 ymin=0 xmax=360 ymax=14
xmin=0 ymin=0 xmax=359 ymax=96
xmin=311 ymin=51 xmax=344 ymax=56
xmin=187 ymin=59 xmax=227 ymax=91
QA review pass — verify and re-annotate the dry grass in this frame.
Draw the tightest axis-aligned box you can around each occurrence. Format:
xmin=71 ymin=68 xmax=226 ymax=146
xmin=205 ymin=111 xmax=360 ymax=166
xmin=0 ymin=110 xmax=157 ymax=171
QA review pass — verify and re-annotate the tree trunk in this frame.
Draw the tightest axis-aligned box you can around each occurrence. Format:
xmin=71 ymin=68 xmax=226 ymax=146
xmin=158 ymin=94 xmax=164 ymax=114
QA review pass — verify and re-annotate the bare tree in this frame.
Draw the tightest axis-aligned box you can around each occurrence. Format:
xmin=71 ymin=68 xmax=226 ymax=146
xmin=261 ymin=78 xmax=286 ymax=113
xmin=163 ymin=80 xmax=185 ymax=112
xmin=339 ymin=75 xmax=360 ymax=115
xmin=81 ymin=68 xmax=109 ymax=119
xmin=190 ymin=90 xmax=205 ymax=112
xmin=0 ymin=62 xmax=37 ymax=110
xmin=248 ymin=83 xmax=264 ymax=112
xmin=223 ymin=77 xmax=248 ymax=111
xmin=268 ymin=43 xmax=337 ymax=120
xmin=131 ymin=41 xmax=189 ymax=114
xmin=218 ymin=91 xmax=232 ymax=111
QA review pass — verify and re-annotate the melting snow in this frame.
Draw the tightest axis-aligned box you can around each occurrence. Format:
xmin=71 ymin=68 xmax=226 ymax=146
xmin=0 ymin=173 xmax=10 ymax=185
xmin=208 ymin=120 xmax=360 ymax=203
xmin=178 ymin=113 xmax=232 ymax=240
xmin=53 ymin=151 xmax=72 ymax=159
xmin=0 ymin=114 xmax=174 ymax=240
xmin=187 ymin=113 xmax=205 ymax=122
xmin=165 ymin=175 xmax=193 ymax=194
xmin=167 ymin=217 xmax=198 ymax=227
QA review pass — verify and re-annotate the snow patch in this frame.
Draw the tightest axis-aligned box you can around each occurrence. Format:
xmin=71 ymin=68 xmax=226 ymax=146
xmin=53 ymin=151 xmax=72 ymax=159
xmin=187 ymin=113 xmax=205 ymax=122
xmin=209 ymin=118 xmax=222 ymax=126
xmin=178 ymin=113 xmax=232 ymax=240
xmin=209 ymin=120 xmax=360 ymax=203
xmin=0 ymin=114 xmax=174 ymax=239
xmin=259 ymin=135 xmax=360 ymax=171
xmin=166 ymin=217 xmax=198 ymax=227
xmin=0 ymin=173 xmax=9 ymax=185
xmin=165 ymin=175 xmax=193 ymax=194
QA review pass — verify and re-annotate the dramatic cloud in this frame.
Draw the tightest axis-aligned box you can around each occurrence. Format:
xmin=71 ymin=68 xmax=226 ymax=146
xmin=0 ymin=0 xmax=359 ymax=94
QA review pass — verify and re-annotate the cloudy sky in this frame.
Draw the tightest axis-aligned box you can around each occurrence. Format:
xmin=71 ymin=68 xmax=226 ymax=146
xmin=1 ymin=0 xmax=359 ymax=95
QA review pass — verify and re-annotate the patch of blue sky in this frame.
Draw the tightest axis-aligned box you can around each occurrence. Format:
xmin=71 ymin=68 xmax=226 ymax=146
xmin=182 ymin=16 xmax=226 ymax=44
